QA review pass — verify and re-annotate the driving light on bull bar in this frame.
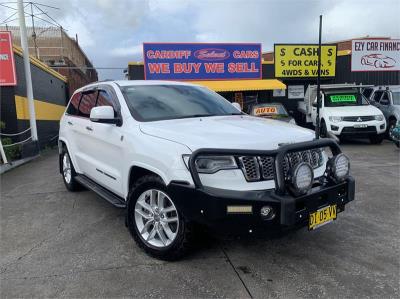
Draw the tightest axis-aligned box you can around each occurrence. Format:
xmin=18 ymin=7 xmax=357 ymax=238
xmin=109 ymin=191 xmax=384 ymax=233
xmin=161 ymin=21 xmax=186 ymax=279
xmin=329 ymin=153 xmax=350 ymax=181
xmin=195 ymin=156 xmax=238 ymax=173
xmin=291 ymin=162 xmax=314 ymax=194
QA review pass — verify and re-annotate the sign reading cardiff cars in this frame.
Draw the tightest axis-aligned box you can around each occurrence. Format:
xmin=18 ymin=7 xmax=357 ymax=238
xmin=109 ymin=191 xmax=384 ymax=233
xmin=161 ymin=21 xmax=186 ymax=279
xmin=351 ymin=39 xmax=400 ymax=72
xmin=143 ymin=43 xmax=262 ymax=80
xmin=274 ymin=44 xmax=337 ymax=78
xmin=0 ymin=31 xmax=17 ymax=86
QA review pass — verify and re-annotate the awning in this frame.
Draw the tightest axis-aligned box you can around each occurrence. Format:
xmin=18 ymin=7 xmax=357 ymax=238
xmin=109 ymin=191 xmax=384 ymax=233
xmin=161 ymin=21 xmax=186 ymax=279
xmin=189 ymin=79 xmax=286 ymax=92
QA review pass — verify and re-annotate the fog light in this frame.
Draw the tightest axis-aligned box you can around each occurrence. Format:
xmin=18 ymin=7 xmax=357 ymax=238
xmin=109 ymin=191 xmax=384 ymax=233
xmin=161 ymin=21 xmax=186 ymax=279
xmin=331 ymin=125 xmax=339 ymax=131
xmin=260 ymin=205 xmax=276 ymax=220
xmin=291 ymin=162 xmax=314 ymax=195
xmin=380 ymin=124 xmax=385 ymax=130
xmin=327 ymin=153 xmax=350 ymax=182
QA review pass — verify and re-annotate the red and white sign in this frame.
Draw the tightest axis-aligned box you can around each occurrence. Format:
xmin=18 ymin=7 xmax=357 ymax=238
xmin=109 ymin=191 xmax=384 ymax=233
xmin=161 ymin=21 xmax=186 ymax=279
xmin=351 ymin=39 xmax=400 ymax=72
xmin=0 ymin=31 xmax=17 ymax=86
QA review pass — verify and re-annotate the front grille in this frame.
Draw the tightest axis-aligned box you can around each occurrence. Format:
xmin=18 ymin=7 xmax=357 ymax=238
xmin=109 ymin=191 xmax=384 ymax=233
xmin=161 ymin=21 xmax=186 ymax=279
xmin=342 ymin=116 xmax=375 ymax=122
xmin=341 ymin=126 xmax=377 ymax=134
xmin=238 ymin=149 xmax=324 ymax=182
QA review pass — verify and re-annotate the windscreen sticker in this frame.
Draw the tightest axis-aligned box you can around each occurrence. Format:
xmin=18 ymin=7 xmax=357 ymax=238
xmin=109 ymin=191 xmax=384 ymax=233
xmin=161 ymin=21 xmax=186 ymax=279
xmin=329 ymin=94 xmax=357 ymax=103
xmin=254 ymin=106 xmax=277 ymax=115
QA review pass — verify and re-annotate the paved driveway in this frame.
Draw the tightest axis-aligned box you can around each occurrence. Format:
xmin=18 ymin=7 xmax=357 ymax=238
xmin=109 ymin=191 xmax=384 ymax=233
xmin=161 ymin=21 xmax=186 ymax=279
xmin=1 ymin=141 xmax=399 ymax=298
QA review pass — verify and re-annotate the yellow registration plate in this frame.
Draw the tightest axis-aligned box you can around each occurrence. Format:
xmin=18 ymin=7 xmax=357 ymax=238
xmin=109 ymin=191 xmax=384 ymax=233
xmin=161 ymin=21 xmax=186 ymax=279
xmin=309 ymin=204 xmax=337 ymax=230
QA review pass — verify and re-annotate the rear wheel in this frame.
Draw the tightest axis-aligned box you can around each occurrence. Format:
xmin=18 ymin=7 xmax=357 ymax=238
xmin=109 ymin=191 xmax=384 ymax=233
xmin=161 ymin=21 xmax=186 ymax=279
xmin=388 ymin=119 xmax=397 ymax=140
xmin=127 ymin=175 xmax=193 ymax=260
xmin=369 ymin=134 xmax=384 ymax=144
xmin=61 ymin=149 xmax=81 ymax=191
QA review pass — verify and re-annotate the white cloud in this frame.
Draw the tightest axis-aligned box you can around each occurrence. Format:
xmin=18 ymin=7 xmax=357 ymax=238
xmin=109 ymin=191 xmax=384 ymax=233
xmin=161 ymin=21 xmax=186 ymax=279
xmin=111 ymin=44 xmax=143 ymax=57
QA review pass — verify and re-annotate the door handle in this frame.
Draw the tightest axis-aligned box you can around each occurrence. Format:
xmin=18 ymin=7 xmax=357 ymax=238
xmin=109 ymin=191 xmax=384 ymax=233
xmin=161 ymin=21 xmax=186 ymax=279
xmin=67 ymin=121 xmax=73 ymax=125
xmin=86 ymin=126 xmax=93 ymax=131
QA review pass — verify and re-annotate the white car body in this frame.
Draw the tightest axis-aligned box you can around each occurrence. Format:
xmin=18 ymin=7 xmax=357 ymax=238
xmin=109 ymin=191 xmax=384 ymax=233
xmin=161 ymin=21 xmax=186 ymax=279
xmin=59 ymin=80 xmax=322 ymax=197
xmin=310 ymin=95 xmax=386 ymax=136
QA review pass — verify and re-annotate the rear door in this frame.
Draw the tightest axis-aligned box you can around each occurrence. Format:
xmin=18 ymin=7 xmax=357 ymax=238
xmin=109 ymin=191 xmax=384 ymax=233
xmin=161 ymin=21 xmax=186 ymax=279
xmin=85 ymin=86 xmax=125 ymax=196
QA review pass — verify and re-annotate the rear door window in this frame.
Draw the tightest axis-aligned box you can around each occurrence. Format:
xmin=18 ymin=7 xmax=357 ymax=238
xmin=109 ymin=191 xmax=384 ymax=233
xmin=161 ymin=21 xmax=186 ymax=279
xmin=78 ymin=91 xmax=98 ymax=118
xmin=66 ymin=92 xmax=81 ymax=115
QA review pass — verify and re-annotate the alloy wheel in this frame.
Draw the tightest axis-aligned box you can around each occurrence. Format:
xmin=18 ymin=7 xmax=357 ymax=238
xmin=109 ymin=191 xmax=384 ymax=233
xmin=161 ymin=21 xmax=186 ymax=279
xmin=63 ymin=153 xmax=72 ymax=184
xmin=134 ymin=189 xmax=179 ymax=248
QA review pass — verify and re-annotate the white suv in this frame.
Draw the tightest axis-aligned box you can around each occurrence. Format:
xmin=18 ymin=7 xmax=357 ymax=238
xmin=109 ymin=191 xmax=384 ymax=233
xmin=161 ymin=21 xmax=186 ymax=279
xmin=59 ymin=80 xmax=355 ymax=260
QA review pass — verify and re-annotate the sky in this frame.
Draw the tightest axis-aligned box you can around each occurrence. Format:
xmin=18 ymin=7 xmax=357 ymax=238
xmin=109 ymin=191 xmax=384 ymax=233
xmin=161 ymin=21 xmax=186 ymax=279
xmin=1 ymin=0 xmax=399 ymax=80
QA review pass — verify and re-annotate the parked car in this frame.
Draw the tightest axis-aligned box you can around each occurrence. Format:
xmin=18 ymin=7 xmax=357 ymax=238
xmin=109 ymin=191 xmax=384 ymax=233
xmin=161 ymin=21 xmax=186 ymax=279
xmin=59 ymin=80 xmax=355 ymax=260
xmin=298 ymin=84 xmax=386 ymax=144
xmin=390 ymin=121 xmax=400 ymax=148
xmin=362 ymin=85 xmax=400 ymax=139
xmin=250 ymin=103 xmax=296 ymax=124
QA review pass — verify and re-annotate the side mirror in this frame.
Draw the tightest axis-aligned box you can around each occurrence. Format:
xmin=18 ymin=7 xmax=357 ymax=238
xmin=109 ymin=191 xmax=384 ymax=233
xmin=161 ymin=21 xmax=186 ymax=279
xmin=231 ymin=102 xmax=242 ymax=111
xmin=90 ymin=106 xmax=122 ymax=125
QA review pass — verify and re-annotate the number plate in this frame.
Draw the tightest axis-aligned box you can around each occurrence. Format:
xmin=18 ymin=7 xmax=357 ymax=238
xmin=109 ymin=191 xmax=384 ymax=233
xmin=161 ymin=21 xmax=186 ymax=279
xmin=309 ymin=204 xmax=337 ymax=230
xmin=354 ymin=124 xmax=368 ymax=128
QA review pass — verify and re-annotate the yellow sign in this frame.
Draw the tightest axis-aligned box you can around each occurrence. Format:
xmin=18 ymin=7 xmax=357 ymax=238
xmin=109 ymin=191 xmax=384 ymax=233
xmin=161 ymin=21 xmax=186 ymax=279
xmin=274 ymin=44 xmax=337 ymax=78
xmin=254 ymin=106 xmax=277 ymax=115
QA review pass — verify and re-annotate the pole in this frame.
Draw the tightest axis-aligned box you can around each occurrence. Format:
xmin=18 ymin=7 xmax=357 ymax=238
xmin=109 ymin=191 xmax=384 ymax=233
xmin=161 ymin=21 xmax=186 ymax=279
xmin=30 ymin=2 xmax=39 ymax=59
xmin=17 ymin=0 xmax=38 ymax=141
xmin=315 ymin=15 xmax=322 ymax=139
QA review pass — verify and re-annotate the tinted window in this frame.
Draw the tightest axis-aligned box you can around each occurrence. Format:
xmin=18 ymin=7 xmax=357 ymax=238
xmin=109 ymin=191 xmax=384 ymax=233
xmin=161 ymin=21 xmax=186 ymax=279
xmin=78 ymin=91 xmax=97 ymax=118
xmin=66 ymin=92 xmax=81 ymax=115
xmin=96 ymin=90 xmax=115 ymax=108
xmin=380 ymin=92 xmax=389 ymax=104
xmin=120 ymin=85 xmax=241 ymax=122
xmin=362 ymin=88 xmax=373 ymax=99
xmin=373 ymin=91 xmax=383 ymax=102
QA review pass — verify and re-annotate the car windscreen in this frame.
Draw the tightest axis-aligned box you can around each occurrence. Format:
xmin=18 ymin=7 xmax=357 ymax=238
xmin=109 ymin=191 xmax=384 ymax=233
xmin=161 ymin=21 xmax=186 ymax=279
xmin=252 ymin=104 xmax=288 ymax=116
xmin=392 ymin=92 xmax=400 ymax=105
xmin=120 ymin=85 xmax=241 ymax=122
xmin=324 ymin=90 xmax=368 ymax=107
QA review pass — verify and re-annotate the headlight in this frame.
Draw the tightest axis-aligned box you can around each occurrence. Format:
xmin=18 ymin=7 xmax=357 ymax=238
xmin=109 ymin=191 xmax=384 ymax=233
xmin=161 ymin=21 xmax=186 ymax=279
xmin=329 ymin=116 xmax=342 ymax=123
xmin=374 ymin=115 xmax=384 ymax=121
xmin=184 ymin=155 xmax=238 ymax=174
xmin=291 ymin=162 xmax=314 ymax=194
xmin=328 ymin=153 xmax=350 ymax=182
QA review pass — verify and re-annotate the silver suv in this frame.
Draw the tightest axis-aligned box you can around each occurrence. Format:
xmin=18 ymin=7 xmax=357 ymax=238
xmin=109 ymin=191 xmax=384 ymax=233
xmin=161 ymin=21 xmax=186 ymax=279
xmin=363 ymin=86 xmax=400 ymax=138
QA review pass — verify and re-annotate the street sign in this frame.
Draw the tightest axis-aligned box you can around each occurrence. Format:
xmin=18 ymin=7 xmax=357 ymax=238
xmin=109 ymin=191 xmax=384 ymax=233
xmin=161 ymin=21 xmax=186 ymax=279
xmin=0 ymin=31 xmax=17 ymax=86
xmin=143 ymin=43 xmax=262 ymax=80
xmin=351 ymin=39 xmax=400 ymax=72
xmin=274 ymin=44 xmax=336 ymax=78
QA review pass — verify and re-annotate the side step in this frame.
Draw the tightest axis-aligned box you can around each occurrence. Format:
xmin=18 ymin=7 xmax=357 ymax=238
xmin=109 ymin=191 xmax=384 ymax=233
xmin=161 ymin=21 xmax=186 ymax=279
xmin=75 ymin=175 xmax=126 ymax=208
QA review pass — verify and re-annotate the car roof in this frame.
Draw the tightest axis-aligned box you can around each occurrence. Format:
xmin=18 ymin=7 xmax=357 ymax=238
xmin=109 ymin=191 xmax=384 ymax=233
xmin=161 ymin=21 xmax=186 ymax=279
xmin=73 ymin=80 xmax=202 ymax=94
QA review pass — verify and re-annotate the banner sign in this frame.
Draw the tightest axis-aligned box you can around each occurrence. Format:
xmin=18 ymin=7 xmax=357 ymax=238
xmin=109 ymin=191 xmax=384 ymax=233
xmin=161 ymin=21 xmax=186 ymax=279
xmin=0 ymin=31 xmax=17 ymax=86
xmin=143 ymin=43 xmax=262 ymax=80
xmin=274 ymin=44 xmax=336 ymax=78
xmin=288 ymin=85 xmax=305 ymax=99
xmin=351 ymin=39 xmax=400 ymax=72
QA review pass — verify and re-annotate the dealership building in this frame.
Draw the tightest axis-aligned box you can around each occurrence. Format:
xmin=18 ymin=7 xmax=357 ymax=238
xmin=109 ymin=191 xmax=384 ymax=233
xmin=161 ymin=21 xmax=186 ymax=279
xmin=128 ymin=37 xmax=400 ymax=121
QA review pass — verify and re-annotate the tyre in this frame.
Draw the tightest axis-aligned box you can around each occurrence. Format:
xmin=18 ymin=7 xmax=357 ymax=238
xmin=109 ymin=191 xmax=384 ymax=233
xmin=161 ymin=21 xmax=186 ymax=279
xmin=60 ymin=149 xmax=81 ymax=191
xmin=127 ymin=175 xmax=193 ymax=260
xmin=319 ymin=120 xmax=327 ymax=138
xmin=388 ymin=119 xmax=397 ymax=141
xmin=369 ymin=134 xmax=384 ymax=144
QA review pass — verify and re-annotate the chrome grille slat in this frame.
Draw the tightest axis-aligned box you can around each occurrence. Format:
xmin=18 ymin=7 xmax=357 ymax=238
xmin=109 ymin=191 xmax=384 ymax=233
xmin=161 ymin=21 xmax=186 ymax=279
xmin=342 ymin=116 xmax=375 ymax=122
xmin=238 ymin=148 xmax=324 ymax=182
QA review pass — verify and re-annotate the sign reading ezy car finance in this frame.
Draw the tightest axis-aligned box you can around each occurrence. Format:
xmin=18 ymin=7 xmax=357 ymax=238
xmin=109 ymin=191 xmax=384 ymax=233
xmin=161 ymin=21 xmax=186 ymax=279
xmin=351 ymin=39 xmax=400 ymax=72
xmin=143 ymin=43 xmax=262 ymax=80
xmin=274 ymin=44 xmax=337 ymax=78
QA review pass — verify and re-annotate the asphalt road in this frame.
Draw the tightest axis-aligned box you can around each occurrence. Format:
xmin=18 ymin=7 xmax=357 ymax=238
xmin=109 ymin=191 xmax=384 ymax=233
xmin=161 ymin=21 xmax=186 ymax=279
xmin=1 ymin=141 xmax=399 ymax=298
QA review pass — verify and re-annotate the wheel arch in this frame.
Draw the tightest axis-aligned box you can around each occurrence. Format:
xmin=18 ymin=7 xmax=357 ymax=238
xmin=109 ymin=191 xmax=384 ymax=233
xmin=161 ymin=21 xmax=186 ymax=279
xmin=127 ymin=164 xmax=168 ymax=196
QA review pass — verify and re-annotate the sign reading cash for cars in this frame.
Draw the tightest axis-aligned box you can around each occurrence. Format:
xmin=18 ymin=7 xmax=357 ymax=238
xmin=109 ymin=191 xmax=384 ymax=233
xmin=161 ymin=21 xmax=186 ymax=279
xmin=351 ymin=39 xmax=400 ymax=72
xmin=274 ymin=44 xmax=337 ymax=78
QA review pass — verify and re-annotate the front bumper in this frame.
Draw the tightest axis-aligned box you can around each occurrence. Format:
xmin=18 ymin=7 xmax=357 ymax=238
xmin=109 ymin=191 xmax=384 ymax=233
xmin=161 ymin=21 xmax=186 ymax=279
xmin=328 ymin=120 xmax=386 ymax=136
xmin=168 ymin=177 xmax=354 ymax=234
xmin=168 ymin=139 xmax=355 ymax=234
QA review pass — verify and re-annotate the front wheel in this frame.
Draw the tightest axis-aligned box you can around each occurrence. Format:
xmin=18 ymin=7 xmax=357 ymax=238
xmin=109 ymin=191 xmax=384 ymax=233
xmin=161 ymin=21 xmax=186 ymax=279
xmin=369 ymin=134 xmax=384 ymax=144
xmin=60 ymin=150 xmax=81 ymax=191
xmin=127 ymin=175 xmax=193 ymax=260
xmin=388 ymin=119 xmax=397 ymax=140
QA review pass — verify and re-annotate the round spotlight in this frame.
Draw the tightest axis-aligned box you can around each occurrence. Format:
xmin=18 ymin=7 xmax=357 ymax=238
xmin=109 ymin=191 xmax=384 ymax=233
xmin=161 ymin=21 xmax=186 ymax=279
xmin=260 ymin=205 xmax=276 ymax=220
xmin=291 ymin=162 xmax=314 ymax=195
xmin=331 ymin=153 xmax=350 ymax=181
